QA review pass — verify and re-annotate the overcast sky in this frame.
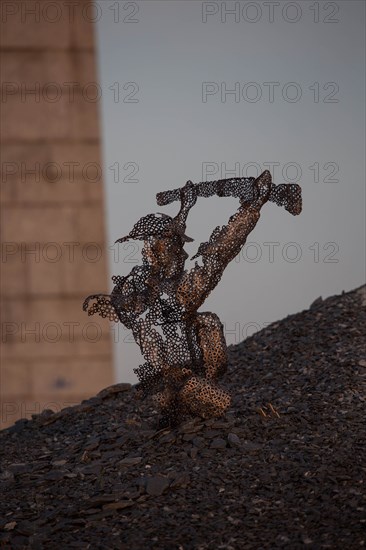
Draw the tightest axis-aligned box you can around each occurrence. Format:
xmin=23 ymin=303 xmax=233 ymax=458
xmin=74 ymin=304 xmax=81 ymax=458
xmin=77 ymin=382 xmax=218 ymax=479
xmin=96 ymin=0 xmax=365 ymax=383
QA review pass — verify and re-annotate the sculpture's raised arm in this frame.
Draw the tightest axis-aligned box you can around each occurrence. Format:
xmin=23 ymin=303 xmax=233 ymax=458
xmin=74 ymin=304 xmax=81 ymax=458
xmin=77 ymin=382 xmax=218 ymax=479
xmin=176 ymin=171 xmax=302 ymax=313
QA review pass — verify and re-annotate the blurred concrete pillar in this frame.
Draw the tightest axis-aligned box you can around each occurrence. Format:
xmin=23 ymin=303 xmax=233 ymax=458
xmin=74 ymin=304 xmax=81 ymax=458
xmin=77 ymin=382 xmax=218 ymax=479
xmin=0 ymin=0 xmax=114 ymax=428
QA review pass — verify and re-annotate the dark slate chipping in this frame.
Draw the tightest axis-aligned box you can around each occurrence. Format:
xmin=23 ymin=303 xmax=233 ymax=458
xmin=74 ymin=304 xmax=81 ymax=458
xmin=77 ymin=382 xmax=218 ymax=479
xmin=1 ymin=286 xmax=365 ymax=549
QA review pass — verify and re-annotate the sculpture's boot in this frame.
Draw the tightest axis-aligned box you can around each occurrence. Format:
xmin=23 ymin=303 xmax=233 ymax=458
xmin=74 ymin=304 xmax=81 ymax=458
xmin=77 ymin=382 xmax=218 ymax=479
xmin=179 ymin=375 xmax=231 ymax=419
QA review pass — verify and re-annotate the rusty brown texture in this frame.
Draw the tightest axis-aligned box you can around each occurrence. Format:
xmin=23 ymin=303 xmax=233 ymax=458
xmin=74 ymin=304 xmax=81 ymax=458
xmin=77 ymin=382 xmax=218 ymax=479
xmin=83 ymin=170 xmax=302 ymax=426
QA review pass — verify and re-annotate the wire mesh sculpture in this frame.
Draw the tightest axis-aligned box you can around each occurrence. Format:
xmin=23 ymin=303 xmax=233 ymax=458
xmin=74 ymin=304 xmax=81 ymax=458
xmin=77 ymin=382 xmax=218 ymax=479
xmin=83 ymin=170 xmax=302 ymax=427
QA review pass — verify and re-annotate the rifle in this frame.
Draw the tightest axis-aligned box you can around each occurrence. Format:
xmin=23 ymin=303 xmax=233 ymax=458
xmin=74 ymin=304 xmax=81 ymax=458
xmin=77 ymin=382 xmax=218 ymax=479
xmin=156 ymin=175 xmax=302 ymax=215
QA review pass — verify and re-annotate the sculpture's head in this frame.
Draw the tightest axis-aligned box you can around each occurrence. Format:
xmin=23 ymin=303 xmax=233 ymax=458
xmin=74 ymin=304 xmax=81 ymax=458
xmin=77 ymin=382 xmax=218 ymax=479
xmin=116 ymin=213 xmax=193 ymax=278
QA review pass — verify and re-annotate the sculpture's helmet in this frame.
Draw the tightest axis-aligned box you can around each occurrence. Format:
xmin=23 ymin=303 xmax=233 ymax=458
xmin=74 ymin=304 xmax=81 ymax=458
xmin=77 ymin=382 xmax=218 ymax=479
xmin=115 ymin=213 xmax=194 ymax=244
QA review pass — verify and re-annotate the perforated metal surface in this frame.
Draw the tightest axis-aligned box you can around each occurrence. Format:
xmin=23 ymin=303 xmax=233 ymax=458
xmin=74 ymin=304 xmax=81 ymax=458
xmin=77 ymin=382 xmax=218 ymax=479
xmin=83 ymin=170 xmax=302 ymax=426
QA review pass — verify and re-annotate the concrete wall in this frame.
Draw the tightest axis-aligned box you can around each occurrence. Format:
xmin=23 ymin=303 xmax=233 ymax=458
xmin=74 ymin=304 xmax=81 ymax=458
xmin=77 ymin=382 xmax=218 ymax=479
xmin=0 ymin=0 xmax=114 ymax=429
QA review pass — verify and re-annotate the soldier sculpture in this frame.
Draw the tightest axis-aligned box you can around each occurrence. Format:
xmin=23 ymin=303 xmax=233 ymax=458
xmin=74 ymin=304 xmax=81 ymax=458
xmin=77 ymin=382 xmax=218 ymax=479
xmin=83 ymin=170 xmax=302 ymax=427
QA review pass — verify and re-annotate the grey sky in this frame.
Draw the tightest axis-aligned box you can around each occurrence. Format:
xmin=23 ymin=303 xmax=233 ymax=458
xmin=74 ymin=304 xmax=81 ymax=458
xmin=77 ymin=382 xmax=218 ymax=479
xmin=96 ymin=0 xmax=365 ymax=383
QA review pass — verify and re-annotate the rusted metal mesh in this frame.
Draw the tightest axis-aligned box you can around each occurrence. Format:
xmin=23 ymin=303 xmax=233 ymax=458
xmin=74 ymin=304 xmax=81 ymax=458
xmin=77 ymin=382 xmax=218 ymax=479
xmin=83 ymin=170 xmax=302 ymax=426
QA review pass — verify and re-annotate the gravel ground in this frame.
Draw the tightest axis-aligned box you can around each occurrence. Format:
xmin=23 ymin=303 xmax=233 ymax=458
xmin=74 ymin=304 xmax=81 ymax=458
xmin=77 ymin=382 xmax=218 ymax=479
xmin=1 ymin=285 xmax=365 ymax=550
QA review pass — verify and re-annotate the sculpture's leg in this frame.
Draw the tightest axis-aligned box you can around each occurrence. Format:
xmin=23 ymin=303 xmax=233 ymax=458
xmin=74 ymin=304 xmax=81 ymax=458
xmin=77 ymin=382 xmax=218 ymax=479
xmin=194 ymin=312 xmax=228 ymax=380
xmin=177 ymin=313 xmax=230 ymax=418
xmin=152 ymin=367 xmax=193 ymax=427
xmin=133 ymin=317 xmax=167 ymax=370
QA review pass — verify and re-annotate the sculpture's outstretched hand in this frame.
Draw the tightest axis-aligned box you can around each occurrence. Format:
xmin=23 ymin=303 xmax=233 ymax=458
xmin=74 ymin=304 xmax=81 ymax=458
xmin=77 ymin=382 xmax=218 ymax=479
xmin=247 ymin=170 xmax=272 ymax=209
xmin=180 ymin=180 xmax=198 ymax=209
